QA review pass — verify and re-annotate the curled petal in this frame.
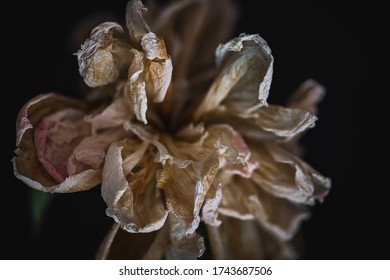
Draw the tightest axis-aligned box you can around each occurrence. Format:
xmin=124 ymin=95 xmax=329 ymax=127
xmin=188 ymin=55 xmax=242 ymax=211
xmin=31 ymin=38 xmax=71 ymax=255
xmin=155 ymin=138 xmax=220 ymax=235
xmin=220 ymin=175 xmax=309 ymax=240
xmin=126 ymin=49 xmax=148 ymax=124
xmin=204 ymin=104 xmax=317 ymax=141
xmin=102 ymin=140 xmax=168 ymax=233
xmin=166 ymin=214 xmax=205 ymax=260
xmin=205 ymin=124 xmax=258 ymax=178
xmin=84 ymin=95 xmax=133 ymax=133
xmin=284 ymin=79 xmax=326 ymax=156
xmin=68 ymin=127 xmax=128 ymax=175
xmin=77 ymin=22 xmax=131 ymax=87
xmin=201 ymin=182 xmax=222 ymax=227
xmin=194 ymin=33 xmax=273 ymax=121
xmin=250 ymin=141 xmax=331 ymax=205
xmin=13 ymin=93 xmax=103 ymax=193
xmin=250 ymin=105 xmax=317 ymax=141
xmin=142 ymin=33 xmax=173 ymax=103
xmin=126 ymin=34 xmax=173 ymax=124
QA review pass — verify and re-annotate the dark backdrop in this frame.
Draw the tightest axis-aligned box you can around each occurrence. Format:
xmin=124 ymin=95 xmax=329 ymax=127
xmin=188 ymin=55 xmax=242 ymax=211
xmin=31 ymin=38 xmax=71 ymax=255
xmin=3 ymin=0 xmax=385 ymax=259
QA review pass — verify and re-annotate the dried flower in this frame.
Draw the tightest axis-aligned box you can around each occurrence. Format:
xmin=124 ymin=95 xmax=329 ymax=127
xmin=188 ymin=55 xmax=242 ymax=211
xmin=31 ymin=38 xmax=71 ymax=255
xmin=13 ymin=0 xmax=331 ymax=259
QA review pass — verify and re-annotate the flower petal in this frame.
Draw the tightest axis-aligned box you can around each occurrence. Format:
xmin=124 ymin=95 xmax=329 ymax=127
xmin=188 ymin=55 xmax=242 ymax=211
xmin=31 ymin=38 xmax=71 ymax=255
xmin=84 ymin=95 xmax=133 ymax=133
xmin=201 ymin=182 xmax=222 ymax=227
xmin=204 ymin=104 xmax=317 ymax=141
xmin=77 ymin=22 xmax=132 ymax=87
xmin=156 ymin=139 xmax=220 ymax=235
xmin=165 ymin=214 xmax=205 ymax=260
xmin=102 ymin=139 xmax=168 ymax=233
xmin=220 ymin=175 xmax=310 ymax=240
xmin=13 ymin=93 xmax=103 ymax=193
xmin=205 ymin=124 xmax=258 ymax=178
xmin=283 ymin=79 xmax=326 ymax=156
xmin=250 ymin=141 xmax=331 ymax=205
xmin=141 ymin=32 xmax=173 ymax=103
xmin=194 ymin=34 xmax=273 ymax=120
xmin=67 ymin=127 xmax=128 ymax=175
xmin=126 ymin=49 xmax=148 ymax=124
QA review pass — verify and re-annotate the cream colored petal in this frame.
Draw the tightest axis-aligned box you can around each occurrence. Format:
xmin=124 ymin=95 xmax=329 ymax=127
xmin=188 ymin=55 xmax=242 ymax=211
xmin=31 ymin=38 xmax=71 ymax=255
xmin=84 ymin=95 xmax=132 ymax=132
xmin=194 ymin=34 xmax=273 ymax=121
xmin=76 ymin=22 xmax=131 ymax=87
xmin=126 ymin=49 xmax=148 ymax=124
xmin=221 ymin=176 xmax=309 ymax=240
xmin=250 ymin=141 xmax=331 ymax=205
xmin=102 ymin=140 xmax=168 ymax=233
xmin=67 ymin=127 xmax=128 ymax=175
xmin=204 ymin=103 xmax=317 ymax=142
xmin=156 ymin=145 xmax=219 ymax=235
xmin=205 ymin=124 xmax=258 ymax=178
xmin=250 ymin=105 xmax=317 ymax=141
xmin=141 ymin=33 xmax=172 ymax=104
xmin=207 ymin=215 xmax=297 ymax=259
xmin=165 ymin=214 xmax=205 ymax=260
xmin=201 ymin=182 xmax=222 ymax=227
xmin=283 ymin=79 xmax=326 ymax=156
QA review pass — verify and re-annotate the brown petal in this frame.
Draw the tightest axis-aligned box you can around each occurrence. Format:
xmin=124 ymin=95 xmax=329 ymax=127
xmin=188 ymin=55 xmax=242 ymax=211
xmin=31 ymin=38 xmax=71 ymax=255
xmin=126 ymin=49 xmax=148 ymax=124
xmin=102 ymin=140 xmax=168 ymax=233
xmin=220 ymin=175 xmax=310 ymax=240
xmin=207 ymin=215 xmax=297 ymax=259
xmin=204 ymin=104 xmax=317 ymax=142
xmin=77 ymin=22 xmax=131 ymax=87
xmin=67 ymin=127 xmax=128 ymax=175
xmin=126 ymin=34 xmax=173 ymax=124
xmin=142 ymin=33 xmax=173 ymax=103
xmin=249 ymin=105 xmax=317 ymax=141
xmin=250 ymin=141 xmax=331 ymax=205
xmin=13 ymin=93 xmax=102 ymax=193
xmin=156 ymin=145 xmax=219 ymax=235
xmin=165 ymin=214 xmax=205 ymax=260
xmin=205 ymin=124 xmax=258 ymax=178
xmin=84 ymin=95 xmax=133 ymax=132
xmin=194 ymin=34 xmax=273 ymax=121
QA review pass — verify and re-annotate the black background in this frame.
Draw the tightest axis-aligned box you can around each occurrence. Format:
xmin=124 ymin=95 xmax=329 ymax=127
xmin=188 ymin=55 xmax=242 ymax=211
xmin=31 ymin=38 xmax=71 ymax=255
xmin=3 ymin=0 xmax=386 ymax=259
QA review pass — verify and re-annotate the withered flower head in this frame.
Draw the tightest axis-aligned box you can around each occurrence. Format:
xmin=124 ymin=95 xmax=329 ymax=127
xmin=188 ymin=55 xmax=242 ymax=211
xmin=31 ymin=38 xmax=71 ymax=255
xmin=13 ymin=0 xmax=331 ymax=259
